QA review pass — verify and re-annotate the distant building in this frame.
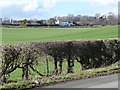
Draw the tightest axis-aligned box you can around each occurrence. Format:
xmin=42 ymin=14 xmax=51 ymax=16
xmin=30 ymin=20 xmax=38 ymax=25
xmin=12 ymin=20 xmax=21 ymax=24
xmin=55 ymin=20 xmax=75 ymax=26
xmin=55 ymin=20 xmax=60 ymax=25
xmin=0 ymin=18 xmax=2 ymax=23
xmin=88 ymin=17 xmax=96 ymax=21
xmin=0 ymin=18 xmax=2 ymax=26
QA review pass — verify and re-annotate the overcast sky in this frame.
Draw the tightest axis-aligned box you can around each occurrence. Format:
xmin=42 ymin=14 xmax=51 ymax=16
xmin=0 ymin=0 xmax=119 ymax=20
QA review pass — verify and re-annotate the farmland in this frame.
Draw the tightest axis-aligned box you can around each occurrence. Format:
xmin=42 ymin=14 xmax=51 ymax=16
xmin=2 ymin=25 xmax=118 ymax=44
xmin=1 ymin=25 xmax=118 ymax=79
xmin=0 ymin=25 xmax=119 ymax=89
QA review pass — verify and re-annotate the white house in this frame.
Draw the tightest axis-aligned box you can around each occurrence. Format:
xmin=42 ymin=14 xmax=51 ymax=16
xmin=55 ymin=20 xmax=75 ymax=26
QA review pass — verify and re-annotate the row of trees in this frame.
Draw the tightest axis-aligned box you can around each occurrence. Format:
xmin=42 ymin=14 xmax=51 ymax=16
xmin=0 ymin=39 xmax=119 ymax=83
xmin=1 ymin=12 xmax=118 ymax=27
xmin=53 ymin=12 xmax=118 ymax=26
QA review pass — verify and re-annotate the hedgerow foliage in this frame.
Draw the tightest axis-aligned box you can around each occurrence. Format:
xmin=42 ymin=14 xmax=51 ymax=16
xmin=0 ymin=39 xmax=119 ymax=83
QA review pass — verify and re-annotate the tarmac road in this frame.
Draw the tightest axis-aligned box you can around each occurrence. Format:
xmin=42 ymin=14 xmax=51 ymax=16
xmin=28 ymin=73 xmax=119 ymax=89
xmin=44 ymin=73 xmax=119 ymax=88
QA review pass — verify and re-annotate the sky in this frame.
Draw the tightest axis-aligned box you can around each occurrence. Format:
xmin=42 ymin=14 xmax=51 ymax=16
xmin=0 ymin=0 xmax=119 ymax=20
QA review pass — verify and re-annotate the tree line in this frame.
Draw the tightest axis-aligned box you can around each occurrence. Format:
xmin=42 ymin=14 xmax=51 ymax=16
xmin=1 ymin=12 xmax=118 ymax=27
xmin=0 ymin=39 xmax=119 ymax=83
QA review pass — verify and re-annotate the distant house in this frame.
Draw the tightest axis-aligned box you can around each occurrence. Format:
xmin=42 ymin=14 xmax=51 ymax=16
xmin=55 ymin=20 xmax=75 ymax=26
xmin=30 ymin=20 xmax=39 ymax=25
xmin=55 ymin=20 xmax=60 ymax=25
xmin=88 ymin=16 xmax=96 ymax=21
xmin=12 ymin=20 xmax=21 ymax=24
xmin=0 ymin=18 xmax=2 ymax=26
xmin=0 ymin=18 xmax=2 ymax=23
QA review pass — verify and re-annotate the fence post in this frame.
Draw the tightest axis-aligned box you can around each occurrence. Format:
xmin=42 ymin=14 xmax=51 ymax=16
xmin=46 ymin=55 xmax=49 ymax=76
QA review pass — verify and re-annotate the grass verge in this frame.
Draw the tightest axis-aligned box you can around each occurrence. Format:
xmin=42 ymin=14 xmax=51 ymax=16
xmin=0 ymin=61 xmax=119 ymax=90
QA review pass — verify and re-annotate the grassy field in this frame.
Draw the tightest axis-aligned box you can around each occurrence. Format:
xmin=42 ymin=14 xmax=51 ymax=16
xmin=2 ymin=25 xmax=118 ymax=44
xmin=9 ymin=61 xmax=81 ymax=80
xmin=1 ymin=25 xmax=118 ymax=80
xmin=1 ymin=62 xmax=119 ymax=89
xmin=0 ymin=25 xmax=119 ymax=89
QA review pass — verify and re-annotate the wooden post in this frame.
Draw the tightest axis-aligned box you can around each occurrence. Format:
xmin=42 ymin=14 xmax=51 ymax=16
xmin=46 ymin=55 xmax=49 ymax=76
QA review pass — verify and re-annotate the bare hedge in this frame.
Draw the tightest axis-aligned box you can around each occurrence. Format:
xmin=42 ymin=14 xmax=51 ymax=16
xmin=0 ymin=39 xmax=119 ymax=82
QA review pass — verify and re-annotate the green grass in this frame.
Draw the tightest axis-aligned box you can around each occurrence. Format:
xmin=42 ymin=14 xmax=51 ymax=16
xmin=1 ymin=61 xmax=119 ymax=90
xmin=1 ymin=25 xmax=118 ymax=81
xmin=2 ymin=25 xmax=118 ymax=44
xmin=9 ymin=60 xmax=81 ymax=80
xmin=0 ymin=25 xmax=119 ymax=89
